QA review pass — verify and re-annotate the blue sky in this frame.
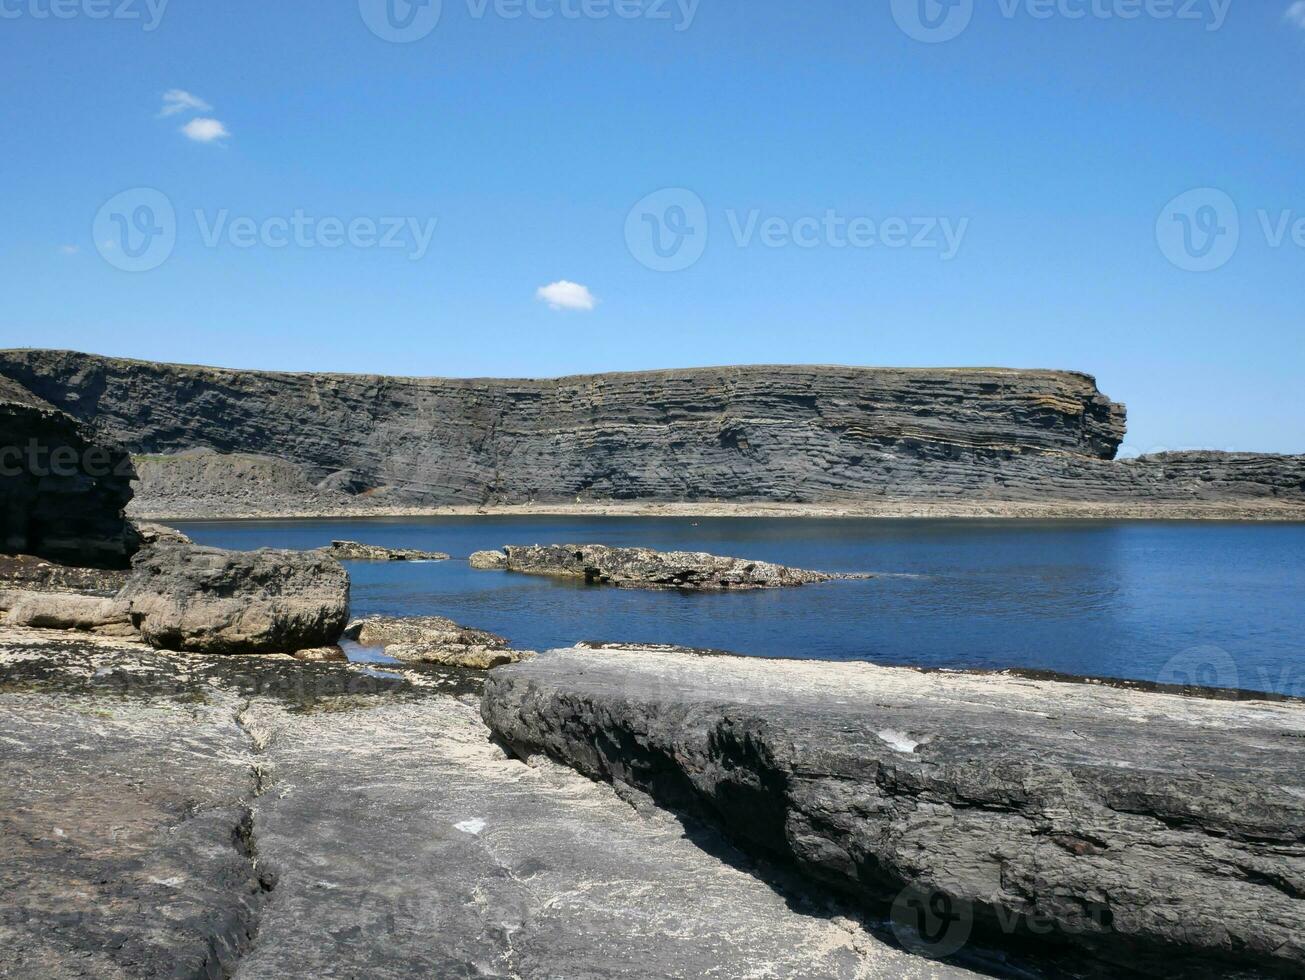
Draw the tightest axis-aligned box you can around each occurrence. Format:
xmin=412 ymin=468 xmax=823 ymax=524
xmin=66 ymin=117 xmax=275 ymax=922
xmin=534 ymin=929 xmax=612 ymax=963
xmin=2 ymin=0 xmax=1302 ymax=454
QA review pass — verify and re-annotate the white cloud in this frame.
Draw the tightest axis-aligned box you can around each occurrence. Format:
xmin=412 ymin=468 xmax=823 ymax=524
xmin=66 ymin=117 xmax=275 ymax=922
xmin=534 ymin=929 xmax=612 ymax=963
xmin=535 ymin=280 xmax=597 ymax=312
xmin=181 ymin=117 xmax=230 ymax=143
xmin=1287 ymin=2 xmax=1305 ymax=28
xmin=58 ymin=244 xmax=79 ymax=255
xmin=159 ymin=89 xmax=212 ymax=117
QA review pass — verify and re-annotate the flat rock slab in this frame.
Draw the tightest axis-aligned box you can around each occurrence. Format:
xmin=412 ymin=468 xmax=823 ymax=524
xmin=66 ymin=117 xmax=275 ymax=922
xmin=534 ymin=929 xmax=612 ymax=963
xmin=0 ymin=635 xmax=263 ymax=979
xmin=481 ymin=646 xmax=1305 ymax=978
xmin=471 ymin=543 xmax=864 ymax=590
xmin=0 ymin=628 xmax=967 ymax=979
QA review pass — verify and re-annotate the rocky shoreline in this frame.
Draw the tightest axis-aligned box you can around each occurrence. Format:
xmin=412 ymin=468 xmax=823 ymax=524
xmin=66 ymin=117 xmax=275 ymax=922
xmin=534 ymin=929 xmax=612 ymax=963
xmin=0 ymin=629 xmax=973 ymax=980
xmin=3 ymin=626 xmax=1302 ymax=978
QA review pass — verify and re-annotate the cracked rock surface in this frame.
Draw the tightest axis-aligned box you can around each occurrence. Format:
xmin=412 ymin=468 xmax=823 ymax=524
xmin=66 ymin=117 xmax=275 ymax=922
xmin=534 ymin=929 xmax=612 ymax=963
xmin=0 ymin=628 xmax=967 ymax=979
xmin=481 ymin=646 xmax=1305 ymax=978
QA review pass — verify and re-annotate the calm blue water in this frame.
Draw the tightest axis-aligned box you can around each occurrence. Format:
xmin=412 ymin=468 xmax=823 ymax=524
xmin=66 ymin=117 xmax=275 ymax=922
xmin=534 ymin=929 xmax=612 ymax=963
xmin=173 ymin=517 xmax=1305 ymax=698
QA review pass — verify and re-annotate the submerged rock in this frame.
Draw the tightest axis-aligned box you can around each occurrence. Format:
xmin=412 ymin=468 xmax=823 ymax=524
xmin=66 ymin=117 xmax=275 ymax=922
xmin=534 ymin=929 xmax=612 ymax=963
xmin=322 ymin=540 xmax=449 ymax=562
xmin=482 ymin=645 xmax=1305 ymax=978
xmin=472 ymin=544 xmax=864 ymax=590
xmin=345 ymin=615 xmax=528 ymax=669
xmin=120 ymin=544 xmax=350 ymax=655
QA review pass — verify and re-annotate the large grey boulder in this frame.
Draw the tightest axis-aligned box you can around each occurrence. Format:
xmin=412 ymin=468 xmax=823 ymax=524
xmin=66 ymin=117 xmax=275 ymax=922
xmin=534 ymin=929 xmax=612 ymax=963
xmin=472 ymin=544 xmax=863 ymax=590
xmin=120 ymin=545 xmax=349 ymax=654
xmin=482 ymin=646 xmax=1305 ymax=978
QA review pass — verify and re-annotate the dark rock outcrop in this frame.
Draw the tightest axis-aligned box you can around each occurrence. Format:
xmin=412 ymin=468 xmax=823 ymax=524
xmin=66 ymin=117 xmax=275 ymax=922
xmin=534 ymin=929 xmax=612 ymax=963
xmin=323 ymin=540 xmax=449 ymax=562
xmin=119 ymin=545 xmax=350 ymax=654
xmin=0 ymin=373 xmax=138 ymax=567
xmin=473 ymin=544 xmax=862 ymax=589
xmin=344 ymin=615 xmax=528 ymax=668
xmin=481 ymin=646 xmax=1305 ymax=978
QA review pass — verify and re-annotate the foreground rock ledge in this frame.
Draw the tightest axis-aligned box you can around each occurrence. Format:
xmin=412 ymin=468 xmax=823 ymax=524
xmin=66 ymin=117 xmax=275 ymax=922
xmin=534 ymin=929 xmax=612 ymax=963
xmin=481 ymin=646 xmax=1305 ymax=977
xmin=470 ymin=544 xmax=864 ymax=589
xmin=0 ymin=630 xmax=968 ymax=979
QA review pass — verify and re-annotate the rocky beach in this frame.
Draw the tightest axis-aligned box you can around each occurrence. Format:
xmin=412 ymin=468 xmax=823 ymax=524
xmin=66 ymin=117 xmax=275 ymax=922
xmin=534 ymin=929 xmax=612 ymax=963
xmin=1 ymin=354 xmax=1303 ymax=978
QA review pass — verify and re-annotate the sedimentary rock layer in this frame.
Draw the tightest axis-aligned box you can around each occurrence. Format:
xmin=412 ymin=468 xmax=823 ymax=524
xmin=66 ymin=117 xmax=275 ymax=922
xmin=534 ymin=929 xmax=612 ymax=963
xmin=481 ymin=646 xmax=1305 ymax=978
xmin=3 ymin=349 xmax=1299 ymax=513
xmin=0 ymin=374 xmax=138 ymax=567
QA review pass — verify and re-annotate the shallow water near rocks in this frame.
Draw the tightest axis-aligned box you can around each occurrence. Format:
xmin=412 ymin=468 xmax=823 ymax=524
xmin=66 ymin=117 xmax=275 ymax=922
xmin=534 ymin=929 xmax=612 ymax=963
xmin=173 ymin=516 xmax=1305 ymax=698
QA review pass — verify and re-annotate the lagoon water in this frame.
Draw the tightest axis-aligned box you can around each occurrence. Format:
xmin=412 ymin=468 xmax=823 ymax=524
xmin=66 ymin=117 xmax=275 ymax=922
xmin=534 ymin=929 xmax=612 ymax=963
xmin=174 ymin=516 xmax=1305 ymax=698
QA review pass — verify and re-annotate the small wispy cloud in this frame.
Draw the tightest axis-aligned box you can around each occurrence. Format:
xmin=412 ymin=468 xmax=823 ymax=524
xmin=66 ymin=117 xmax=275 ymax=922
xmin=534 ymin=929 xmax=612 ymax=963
xmin=58 ymin=244 xmax=79 ymax=256
xmin=181 ymin=117 xmax=230 ymax=143
xmin=159 ymin=89 xmax=212 ymax=117
xmin=1287 ymin=2 xmax=1305 ymax=28
xmin=535 ymin=280 xmax=597 ymax=312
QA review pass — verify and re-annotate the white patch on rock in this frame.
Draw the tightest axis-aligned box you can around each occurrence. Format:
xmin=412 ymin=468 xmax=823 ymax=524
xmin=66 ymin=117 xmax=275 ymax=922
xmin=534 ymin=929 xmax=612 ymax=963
xmin=875 ymin=729 xmax=921 ymax=753
xmin=454 ymin=818 xmax=486 ymax=835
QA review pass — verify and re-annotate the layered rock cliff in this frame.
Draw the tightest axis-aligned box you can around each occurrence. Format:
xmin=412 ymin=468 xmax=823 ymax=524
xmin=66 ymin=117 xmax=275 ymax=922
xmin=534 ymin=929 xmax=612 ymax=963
xmin=0 ymin=349 xmax=1300 ymax=516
